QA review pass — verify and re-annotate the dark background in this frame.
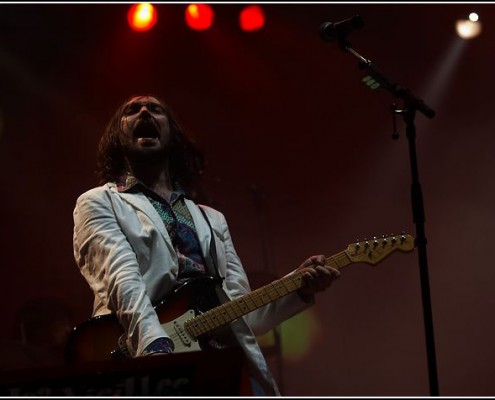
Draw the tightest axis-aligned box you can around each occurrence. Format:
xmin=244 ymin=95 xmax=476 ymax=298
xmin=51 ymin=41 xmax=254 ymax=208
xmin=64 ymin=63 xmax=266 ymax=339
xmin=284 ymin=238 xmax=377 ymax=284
xmin=0 ymin=2 xmax=494 ymax=396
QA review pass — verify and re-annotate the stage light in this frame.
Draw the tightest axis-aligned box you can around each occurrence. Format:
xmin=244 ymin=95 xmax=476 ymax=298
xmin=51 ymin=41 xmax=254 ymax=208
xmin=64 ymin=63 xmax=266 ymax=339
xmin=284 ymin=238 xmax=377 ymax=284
xmin=239 ymin=5 xmax=265 ymax=32
xmin=456 ymin=13 xmax=482 ymax=39
xmin=185 ymin=4 xmax=214 ymax=31
xmin=128 ymin=3 xmax=158 ymax=32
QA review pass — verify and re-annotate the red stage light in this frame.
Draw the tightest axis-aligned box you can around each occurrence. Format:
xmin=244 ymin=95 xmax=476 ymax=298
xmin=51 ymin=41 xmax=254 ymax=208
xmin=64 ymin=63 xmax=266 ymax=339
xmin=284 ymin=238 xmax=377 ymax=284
xmin=239 ymin=5 xmax=265 ymax=32
xmin=185 ymin=4 xmax=214 ymax=31
xmin=128 ymin=3 xmax=158 ymax=32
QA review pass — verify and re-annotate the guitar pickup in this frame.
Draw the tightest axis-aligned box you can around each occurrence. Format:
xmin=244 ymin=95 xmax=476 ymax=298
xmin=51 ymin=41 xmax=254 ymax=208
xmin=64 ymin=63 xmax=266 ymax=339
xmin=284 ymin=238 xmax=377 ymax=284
xmin=173 ymin=310 xmax=195 ymax=347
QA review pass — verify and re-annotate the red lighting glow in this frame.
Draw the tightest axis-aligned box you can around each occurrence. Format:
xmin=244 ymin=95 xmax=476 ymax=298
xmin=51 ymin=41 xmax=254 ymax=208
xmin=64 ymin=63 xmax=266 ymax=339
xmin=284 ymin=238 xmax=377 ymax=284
xmin=128 ymin=3 xmax=158 ymax=32
xmin=185 ymin=4 xmax=214 ymax=31
xmin=239 ymin=5 xmax=265 ymax=32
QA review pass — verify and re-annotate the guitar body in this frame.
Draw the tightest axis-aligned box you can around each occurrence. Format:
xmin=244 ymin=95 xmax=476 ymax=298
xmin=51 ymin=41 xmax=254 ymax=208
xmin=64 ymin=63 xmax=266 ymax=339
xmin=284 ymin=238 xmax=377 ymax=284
xmin=65 ymin=276 xmax=223 ymax=364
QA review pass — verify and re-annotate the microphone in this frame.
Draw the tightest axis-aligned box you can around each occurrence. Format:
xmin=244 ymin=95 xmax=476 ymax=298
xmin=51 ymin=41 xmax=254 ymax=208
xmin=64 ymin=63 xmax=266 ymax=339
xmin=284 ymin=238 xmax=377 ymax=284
xmin=319 ymin=15 xmax=365 ymax=41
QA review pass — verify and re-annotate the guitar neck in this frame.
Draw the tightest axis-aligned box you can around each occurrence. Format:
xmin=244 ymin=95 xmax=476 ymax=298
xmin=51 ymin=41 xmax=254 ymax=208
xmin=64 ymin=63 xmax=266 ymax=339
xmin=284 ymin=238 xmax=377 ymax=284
xmin=184 ymin=250 xmax=351 ymax=338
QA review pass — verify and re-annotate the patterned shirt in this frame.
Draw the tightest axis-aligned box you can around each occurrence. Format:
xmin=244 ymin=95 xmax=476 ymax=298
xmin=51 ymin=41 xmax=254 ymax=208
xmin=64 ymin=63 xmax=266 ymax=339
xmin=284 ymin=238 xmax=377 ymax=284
xmin=115 ymin=174 xmax=206 ymax=283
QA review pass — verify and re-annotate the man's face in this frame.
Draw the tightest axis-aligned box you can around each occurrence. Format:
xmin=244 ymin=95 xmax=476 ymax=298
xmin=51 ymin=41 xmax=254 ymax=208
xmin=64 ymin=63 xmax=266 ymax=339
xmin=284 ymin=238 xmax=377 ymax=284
xmin=119 ymin=95 xmax=171 ymax=162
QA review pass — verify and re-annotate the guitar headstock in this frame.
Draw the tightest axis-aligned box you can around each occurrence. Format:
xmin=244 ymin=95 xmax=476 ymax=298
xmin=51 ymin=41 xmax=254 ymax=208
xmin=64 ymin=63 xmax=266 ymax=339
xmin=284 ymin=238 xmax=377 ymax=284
xmin=346 ymin=233 xmax=415 ymax=265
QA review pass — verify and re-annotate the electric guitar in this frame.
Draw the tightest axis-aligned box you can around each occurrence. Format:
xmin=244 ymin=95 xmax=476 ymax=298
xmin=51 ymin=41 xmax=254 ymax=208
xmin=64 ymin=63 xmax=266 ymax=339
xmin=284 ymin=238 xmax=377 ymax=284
xmin=65 ymin=233 xmax=415 ymax=363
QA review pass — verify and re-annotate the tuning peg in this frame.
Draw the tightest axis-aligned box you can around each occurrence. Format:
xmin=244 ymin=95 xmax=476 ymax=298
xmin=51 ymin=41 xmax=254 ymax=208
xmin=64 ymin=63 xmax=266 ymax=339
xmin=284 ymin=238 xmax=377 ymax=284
xmin=381 ymin=235 xmax=388 ymax=247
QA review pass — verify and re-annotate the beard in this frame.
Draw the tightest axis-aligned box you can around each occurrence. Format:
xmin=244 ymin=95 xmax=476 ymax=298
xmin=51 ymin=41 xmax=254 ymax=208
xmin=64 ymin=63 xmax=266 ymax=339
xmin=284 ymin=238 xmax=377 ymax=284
xmin=122 ymin=142 xmax=169 ymax=166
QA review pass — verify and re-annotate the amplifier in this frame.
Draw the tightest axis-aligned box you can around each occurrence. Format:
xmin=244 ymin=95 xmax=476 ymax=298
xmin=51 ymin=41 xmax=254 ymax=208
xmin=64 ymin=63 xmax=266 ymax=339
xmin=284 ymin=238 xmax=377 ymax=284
xmin=0 ymin=347 xmax=251 ymax=396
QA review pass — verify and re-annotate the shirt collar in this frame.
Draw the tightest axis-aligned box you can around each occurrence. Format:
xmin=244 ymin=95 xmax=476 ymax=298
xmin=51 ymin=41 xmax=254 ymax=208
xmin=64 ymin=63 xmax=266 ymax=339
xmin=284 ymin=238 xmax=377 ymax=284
xmin=115 ymin=173 xmax=186 ymax=201
xmin=116 ymin=173 xmax=140 ymax=192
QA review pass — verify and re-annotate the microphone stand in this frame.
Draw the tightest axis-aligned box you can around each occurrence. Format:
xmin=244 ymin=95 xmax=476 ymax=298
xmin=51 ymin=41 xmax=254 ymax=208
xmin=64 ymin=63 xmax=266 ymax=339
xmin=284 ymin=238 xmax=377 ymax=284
xmin=335 ymin=36 xmax=439 ymax=396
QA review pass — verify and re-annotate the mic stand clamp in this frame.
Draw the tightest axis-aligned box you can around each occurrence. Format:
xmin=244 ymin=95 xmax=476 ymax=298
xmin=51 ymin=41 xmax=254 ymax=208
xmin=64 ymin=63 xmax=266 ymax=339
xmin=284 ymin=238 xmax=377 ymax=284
xmin=390 ymin=103 xmax=401 ymax=140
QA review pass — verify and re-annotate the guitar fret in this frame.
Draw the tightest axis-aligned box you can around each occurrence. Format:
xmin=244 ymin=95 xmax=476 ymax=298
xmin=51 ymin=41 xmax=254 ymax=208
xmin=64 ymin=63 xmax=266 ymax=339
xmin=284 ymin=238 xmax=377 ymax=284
xmin=235 ymin=298 xmax=250 ymax=314
xmin=259 ymin=290 xmax=272 ymax=305
xmin=266 ymin=285 xmax=279 ymax=301
xmin=337 ymin=253 xmax=351 ymax=264
xmin=189 ymin=319 xmax=205 ymax=336
xmin=251 ymin=290 xmax=265 ymax=307
xmin=199 ymin=313 xmax=221 ymax=332
xmin=272 ymin=280 xmax=289 ymax=296
xmin=214 ymin=307 xmax=229 ymax=325
xmin=225 ymin=301 xmax=243 ymax=318
xmin=220 ymin=303 xmax=237 ymax=321
xmin=253 ymin=290 xmax=266 ymax=307
xmin=326 ymin=251 xmax=350 ymax=270
xmin=196 ymin=316 xmax=210 ymax=334
xmin=281 ymin=277 xmax=297 ymax=292
xmin=287 ymin=273 xmax=303 ymax=290
xmin=203 ymin=309 xmax=222 ymax=331
xmin=243 ymin=295 xmax=258 ymax=311
xmin=326 ymin=256 xmax=339 ymax=268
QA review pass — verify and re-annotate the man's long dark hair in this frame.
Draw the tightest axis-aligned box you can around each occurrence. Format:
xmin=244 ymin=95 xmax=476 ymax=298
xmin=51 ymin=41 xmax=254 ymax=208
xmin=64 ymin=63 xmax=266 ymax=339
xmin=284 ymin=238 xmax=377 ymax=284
xmin=96 ymin=95 xmax=205 ymax=190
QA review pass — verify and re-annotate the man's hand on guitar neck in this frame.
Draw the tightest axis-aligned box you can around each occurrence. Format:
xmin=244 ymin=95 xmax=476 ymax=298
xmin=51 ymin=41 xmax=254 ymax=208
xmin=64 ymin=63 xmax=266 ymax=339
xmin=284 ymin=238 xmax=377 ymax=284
xmin=296 ymin=254 xmax=341 ymax=302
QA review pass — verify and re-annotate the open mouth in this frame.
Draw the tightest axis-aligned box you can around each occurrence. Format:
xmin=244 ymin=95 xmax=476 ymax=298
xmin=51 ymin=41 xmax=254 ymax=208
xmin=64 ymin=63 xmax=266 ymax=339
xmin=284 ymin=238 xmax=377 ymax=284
xmin=133 ymin=120 xmax=159 ymax=139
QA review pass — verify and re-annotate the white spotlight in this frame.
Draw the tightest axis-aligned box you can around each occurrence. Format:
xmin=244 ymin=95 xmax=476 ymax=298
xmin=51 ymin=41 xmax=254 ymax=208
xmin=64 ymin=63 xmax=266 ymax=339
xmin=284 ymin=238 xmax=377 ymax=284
xmin=456 ymin=15 xmax=482 ymax=40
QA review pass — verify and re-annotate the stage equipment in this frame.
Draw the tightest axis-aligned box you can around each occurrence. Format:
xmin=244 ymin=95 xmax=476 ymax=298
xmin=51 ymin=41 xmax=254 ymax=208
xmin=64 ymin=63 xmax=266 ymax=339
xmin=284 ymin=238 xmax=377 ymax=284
xmin=128 ymin=3 xmax=157 ymax=32
xmin=239 ymin=5 xmax=265 ymax=32
xmin=320 ymin=14 xmax=439 ymax=396
xmin=185 ymin=4 xmax=214 ymax=31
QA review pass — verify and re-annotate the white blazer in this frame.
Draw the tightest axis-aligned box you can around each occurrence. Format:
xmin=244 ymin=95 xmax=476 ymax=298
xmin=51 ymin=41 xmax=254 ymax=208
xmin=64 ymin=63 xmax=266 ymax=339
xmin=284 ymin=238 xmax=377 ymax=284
xmin=73 ymin=183 xmax=313 ymax=396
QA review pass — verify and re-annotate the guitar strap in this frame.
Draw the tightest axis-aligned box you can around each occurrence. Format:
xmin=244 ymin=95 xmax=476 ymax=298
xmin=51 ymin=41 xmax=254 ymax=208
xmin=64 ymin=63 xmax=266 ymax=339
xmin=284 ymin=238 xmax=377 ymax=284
xmin=198 ymin=205 xmax=240 ymax=342
xmin=198 ymin=205 xmax=224 ymax=282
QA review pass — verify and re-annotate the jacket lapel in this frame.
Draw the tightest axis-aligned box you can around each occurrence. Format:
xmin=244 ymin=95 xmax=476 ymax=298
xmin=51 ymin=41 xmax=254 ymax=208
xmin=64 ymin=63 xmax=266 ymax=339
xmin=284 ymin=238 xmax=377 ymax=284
xmin=185 ymin=199 xmax=212 ymax=261
xmin=113 ymin=187 xmax=173 ymax=247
